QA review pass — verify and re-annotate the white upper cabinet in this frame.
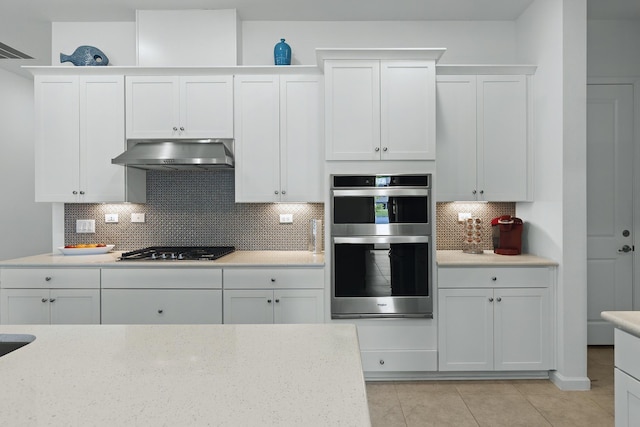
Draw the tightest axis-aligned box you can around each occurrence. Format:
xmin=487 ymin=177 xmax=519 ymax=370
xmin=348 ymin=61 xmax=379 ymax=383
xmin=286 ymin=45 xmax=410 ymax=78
xmin=125 ymin=75 xmax=233 ymax=139
xmin=234 ymin=74 xmax=323 ymax=203
xmin=325 ymin=59 xmax=436 ymax=160
xmin=34 ymin=75 xmax=145 ymax=203
xmin=436 ymin=73 xmax=531 ymax=202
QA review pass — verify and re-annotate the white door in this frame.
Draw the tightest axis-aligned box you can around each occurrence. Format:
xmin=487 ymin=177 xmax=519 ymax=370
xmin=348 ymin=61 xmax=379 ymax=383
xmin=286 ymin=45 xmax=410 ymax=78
xmin=587 ymin=84 xmax=635 ymax=344
xmin=0 ymin=289 xmax=50 ymax=324
xmin=180 ymin=76 xmax=234 ymax=138
xmin=223 ymin=290 xmax=274 ymax=324
xmin=273 ymin=289 xmax=324 ymax=324
xmin=50 ymin=289 xmax=101 ymax=324
xmin=126 ymin=76 xmax=180 ymax=138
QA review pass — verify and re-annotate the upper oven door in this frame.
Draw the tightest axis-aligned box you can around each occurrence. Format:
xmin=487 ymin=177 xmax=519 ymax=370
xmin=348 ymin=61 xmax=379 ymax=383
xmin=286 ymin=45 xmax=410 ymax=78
xmin=331 ymin=187 xmax=431 ymax=236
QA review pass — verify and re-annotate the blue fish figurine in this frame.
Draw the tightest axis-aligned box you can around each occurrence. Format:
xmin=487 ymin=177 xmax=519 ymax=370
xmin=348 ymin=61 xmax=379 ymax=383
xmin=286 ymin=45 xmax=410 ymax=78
xmin=60 ymin=45 xmax=109 ymax=66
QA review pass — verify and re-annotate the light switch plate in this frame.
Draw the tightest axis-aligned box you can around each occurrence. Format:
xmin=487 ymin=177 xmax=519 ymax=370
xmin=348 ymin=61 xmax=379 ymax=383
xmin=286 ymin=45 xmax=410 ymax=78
xmin=131 ymin=213 xmax=145 ymax=223
xmin=458 ymin=212 xmax=472 ymax=222
xmin=76 ymin=219 xmax=95 ymax=233
xmin=279 ymin=213 xmax=293 ymax=224
xmin=105 ymin=214 xmax=119 ymax=223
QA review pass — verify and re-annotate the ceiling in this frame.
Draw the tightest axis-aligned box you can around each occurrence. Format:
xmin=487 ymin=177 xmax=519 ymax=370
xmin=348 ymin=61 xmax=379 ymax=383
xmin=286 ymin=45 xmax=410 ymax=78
xmin=1 ymin=0 xmax=638 ymax=76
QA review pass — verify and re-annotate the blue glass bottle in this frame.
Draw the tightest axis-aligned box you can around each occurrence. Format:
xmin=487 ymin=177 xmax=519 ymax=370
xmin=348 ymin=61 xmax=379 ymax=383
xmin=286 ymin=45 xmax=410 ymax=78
xmin=274 ymin=39 xmax=291 ymax=65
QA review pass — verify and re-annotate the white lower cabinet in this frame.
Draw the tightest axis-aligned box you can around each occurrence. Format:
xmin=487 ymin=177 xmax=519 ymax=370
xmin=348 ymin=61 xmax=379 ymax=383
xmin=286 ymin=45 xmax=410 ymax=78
xmin=100 ymin=268 xmax=223 ymax=324
xmin=222 ymin=268 xmax=324 ymax=324
xmin=438 ymin=266 xmax=554 ymax=371
xmin=614 ymin=328 xmax=640 ymax=427
xmin=0 ymin=268 xmax=100 ymax=324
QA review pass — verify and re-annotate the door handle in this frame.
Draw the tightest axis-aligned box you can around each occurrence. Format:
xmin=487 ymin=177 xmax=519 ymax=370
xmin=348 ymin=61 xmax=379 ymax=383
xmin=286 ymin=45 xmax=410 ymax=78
xmin=618 ymin=245 xmax=634 ymax=253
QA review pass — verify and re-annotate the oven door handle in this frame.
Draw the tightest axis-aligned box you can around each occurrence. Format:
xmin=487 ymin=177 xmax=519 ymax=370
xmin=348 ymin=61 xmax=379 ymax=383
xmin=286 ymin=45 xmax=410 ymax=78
xmin=331 ymin=189 xmax=430 ymax=197
xmin=333 ymin=236 xmax=430 ymax=244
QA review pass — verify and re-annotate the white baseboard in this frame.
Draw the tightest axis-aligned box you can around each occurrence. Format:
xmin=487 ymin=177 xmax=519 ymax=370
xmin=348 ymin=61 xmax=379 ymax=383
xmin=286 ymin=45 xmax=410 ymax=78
xmin=549 ymin=370 xmax=591 ymax=391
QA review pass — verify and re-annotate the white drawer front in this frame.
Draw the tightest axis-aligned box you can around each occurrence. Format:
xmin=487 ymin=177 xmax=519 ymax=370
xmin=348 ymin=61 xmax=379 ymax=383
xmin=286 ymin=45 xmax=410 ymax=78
xmin=361 ymin=350 xmax=437 ymax=372
xmin=223 ymin=268 xmax=324 ymax=289
xmin=615 ymin=328 xmax=640 ymax=380
xmin=0 ymin=268 xmax=100 ymax=289
xmin=438 ymin=267 xmax=551 ymax=288
xmin=101 ymin=268 xmax=222 ymax=289
xmin=101 ymin=289 xmax=222 ymax=324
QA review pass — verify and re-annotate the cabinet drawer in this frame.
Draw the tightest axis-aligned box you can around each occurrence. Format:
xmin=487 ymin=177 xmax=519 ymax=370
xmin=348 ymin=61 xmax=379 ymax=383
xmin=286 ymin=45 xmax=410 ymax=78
xmin=361 ymin=350 xmax=437 ymax=372
xmin=615 ymin=328 xmax=640 ymax=380
xmin=101 ymin=268 xmax=222 ymax=289
xmin=438 ymin=267 xmax=551 ymax=288
xmin=101 ymin=289 xmax=222 ymax=324
xmin=0 ymin=268 xmax=100 ymax=289
xmin=223 ymin=268 xmax=324 ymax=289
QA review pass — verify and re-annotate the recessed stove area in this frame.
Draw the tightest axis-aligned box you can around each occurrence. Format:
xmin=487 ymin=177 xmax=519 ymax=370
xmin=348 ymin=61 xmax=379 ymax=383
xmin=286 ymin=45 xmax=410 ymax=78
xmin=118 ymin=246 xmax=235 ymax=261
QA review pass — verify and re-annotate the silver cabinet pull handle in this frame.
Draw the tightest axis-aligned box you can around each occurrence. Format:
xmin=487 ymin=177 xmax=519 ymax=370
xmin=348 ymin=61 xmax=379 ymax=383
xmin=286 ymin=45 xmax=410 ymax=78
xmin=480 ymin=190 xmax=484 ymax=195
xmin=274 ymin=190 xmax=279 ymax=194
xmin=49 ymin=298 xmax=56 ymax=303
xmin=270 ymin=278 xmax=276 ymax=282
xmin=45 ymin=277 xmax=52 ymax=281
xmin=157 ymin=309 xmax=164 ymax=314
xmin=281 ymin=190 xmax=286 ymax=195
xmin=383 ymin=147 xmax=388 ymax=152
xmin=79 ymin=191 xmax=85 ymax=195
xmin=180 ymin=127 xmax=185 ymax=131
xmin=472 ymin=190 xmax=477 ymax=195
xmin=72 ymin=191 xmax=78 ymax=195
xmin=491 ymin=277 xmax=497 ymax=281
xmin=489 ymin=297 xmax=494 ymax=302
xmin=41 ymin=298 xmax=48 ymax=303
xmin=379 ymin=359 xmax=385 ymax=365
xmin=267 ymin=299 xmax=272 ymax=303
xmin=374 ymin=147 xmax=380 ymax=152
xmin=275 ymin=299 xmax=280 ymax=303
xmin=496 ymin=297 xmax=502 ymax=302
xmin=173 ymin=126 xmax=178 ymax=131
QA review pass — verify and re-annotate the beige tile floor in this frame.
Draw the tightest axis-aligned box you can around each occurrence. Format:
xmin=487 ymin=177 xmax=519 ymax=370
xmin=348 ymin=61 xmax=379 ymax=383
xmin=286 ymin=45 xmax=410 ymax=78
xmin=367 ymin=346 xmax=614 ymax=427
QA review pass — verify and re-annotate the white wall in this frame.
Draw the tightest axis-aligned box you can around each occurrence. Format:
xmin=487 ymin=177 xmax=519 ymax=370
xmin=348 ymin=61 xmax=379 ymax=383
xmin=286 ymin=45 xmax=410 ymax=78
xmin=516 ymin=0 xmax=589 ymax=390
xmin=587 ymin=19 xmax=640 ymax=77
xmin=0 ymin=69 xmax=52 ymax=260
xmin=51 ymin=22 xmax=136 ymax=66
xmin=242 ymin=20 xmax=519 ymax=65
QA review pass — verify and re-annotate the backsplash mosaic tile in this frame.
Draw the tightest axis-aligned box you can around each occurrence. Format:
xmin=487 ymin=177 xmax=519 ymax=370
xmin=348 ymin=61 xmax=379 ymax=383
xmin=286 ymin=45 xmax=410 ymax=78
xmin=436 ymin=202 xmax=516 ymax=250
xmin=64 ymin=170 xmax=324 ymax=251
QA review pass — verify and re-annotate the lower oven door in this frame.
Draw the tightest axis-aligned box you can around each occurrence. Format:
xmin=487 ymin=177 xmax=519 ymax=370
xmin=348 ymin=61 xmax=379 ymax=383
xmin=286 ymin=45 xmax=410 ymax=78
xmin=331 ymin=235 xmax=432 ymax=318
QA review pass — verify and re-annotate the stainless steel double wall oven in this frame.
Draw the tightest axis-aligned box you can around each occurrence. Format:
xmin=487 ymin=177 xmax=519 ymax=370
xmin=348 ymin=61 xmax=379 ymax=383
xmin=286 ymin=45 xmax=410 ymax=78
xmin=330 ymin=174 xmax=433 ymax=318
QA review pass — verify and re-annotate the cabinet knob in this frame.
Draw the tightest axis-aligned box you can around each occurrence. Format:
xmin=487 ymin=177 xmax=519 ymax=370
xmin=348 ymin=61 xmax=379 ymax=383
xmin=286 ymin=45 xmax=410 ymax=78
xmin=274 ymin=190 xmax=279 ymax=195
xmin=472 ymin=190 xmax=477 ymax=195
xmin=270 ymin=278 xmax=276 ymax=282
xmin=72 ymin=191 xmax=78 ymax=195
xmin=281 ymin=190 xmax=286 ymax=195
xmin=375 ymin=147 xmax=380 ymax=152
xmin=79 ymin=191 xmax=85 ymax=195
xmin=479 ymin=190 xmax=484 ymax=195
xmin=157 ymin=309 xmax=164 ymax=314
xmin=41 ymin=298 xmax=48 ymax=303
xmin=267 ymin=299 xmax=272 ymax=303
xmin=383 ymin=147 xmax=388 ymax=152
xmin=491 ymin=277 xmax=497 ymax=281
xmin=379 ymin=359 xmax=385 ymax=365
xmin=275 ymin=299 xmax=280 ymax=303
xmin=173 ymin=126 xmax=178 ymax=131
xmin=489 ymin=297 xmax=494 ymax=302
xmin=49 ymin=298 xmax=56 ymax=303
xmin=45 ymin=276 xmax=52 ymax=281
xmin=180 ymin=127 xmax=185 ymax=131
xmin=496 ymin=297 xmax=502 ymax=302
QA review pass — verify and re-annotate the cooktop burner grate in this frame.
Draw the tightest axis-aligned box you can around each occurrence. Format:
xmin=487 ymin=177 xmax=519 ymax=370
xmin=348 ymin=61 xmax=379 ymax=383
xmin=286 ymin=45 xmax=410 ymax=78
xmin=119 ymin=246 xmax=235 ymax=261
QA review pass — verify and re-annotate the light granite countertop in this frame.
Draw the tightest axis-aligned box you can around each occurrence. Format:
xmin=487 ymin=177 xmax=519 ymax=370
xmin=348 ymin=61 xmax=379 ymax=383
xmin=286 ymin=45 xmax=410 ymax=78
xmin=0 ymin=324 xmax=369 ymax=426
xmin=601 ymin=311 xmax=640 ymax=338
xmin=0 ymin=250 xmax=325 ymax=268
xmin=436 ymin=250 xmax=558 ymax=267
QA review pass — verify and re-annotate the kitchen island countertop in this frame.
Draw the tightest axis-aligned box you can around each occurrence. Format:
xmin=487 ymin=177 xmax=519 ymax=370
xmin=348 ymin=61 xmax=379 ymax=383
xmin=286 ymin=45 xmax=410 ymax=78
xmin=601 ymin=311 xmax=640 ymax=338
xmin=0 ymin=250 xmax=324 ymax=268
xmin=0 ymin=323 xmax=369 ymax=426
xmin=437 ymin=250 xmax=558 ymax=267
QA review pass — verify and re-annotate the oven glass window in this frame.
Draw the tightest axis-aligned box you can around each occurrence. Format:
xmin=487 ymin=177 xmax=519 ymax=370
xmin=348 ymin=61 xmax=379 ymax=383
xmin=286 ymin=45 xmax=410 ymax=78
xmin=334 ymin=242 xmax=429 ymax=297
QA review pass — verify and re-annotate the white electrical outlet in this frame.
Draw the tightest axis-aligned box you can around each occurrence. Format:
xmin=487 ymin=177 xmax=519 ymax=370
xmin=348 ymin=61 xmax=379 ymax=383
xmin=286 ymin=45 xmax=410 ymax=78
xmin=76 ymin=219 xmax=95 ymax=233
xmin=458 ymin=212 xmax=472 ymax=222
xmin=279 ymin=213 xmax=293 ymax=224
xmin=131 ymin=213 xmax=145 ymax=223
xmin=105 ymin=213 xmax=119 ymax=223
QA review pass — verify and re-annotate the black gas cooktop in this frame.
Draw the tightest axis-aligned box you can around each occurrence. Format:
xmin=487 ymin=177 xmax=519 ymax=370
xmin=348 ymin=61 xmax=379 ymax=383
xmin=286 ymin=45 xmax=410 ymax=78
xmin=118 ymin=246 xmax=235 ymax=261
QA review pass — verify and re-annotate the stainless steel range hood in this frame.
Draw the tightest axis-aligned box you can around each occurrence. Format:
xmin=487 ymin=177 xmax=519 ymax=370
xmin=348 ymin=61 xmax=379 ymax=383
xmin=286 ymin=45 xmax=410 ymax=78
xmin=112 ymin=139 xmax=234 ymax=171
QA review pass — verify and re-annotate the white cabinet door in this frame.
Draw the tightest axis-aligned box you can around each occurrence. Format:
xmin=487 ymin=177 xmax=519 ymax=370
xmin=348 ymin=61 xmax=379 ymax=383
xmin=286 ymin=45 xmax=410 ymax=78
xmin=180 ymin=76 xmax=234 ymax=138
xmin=0 ymin=289 xmax=50 ymax=324
xmin=126 ymin=76 xmax=180 ymax=138
xmin=435 ymin=75 xmax=477 ymax=201
xmin=34 ymin=75 xmax=80 ymax=202
xmin=477 ymin=75 xmax=528 ymax=201
xmin=615 ymin=368 xmax=640 ymax=427
xmin=79 ymin=75 xmax=130 ymax=203
xmin=381 ymin=61 xmax=436 ymax=160
xmin=493 ymin=287 xmax=551 ymax=370
xmin=438 ymin=288 xmax=494 ymax=371
xmin=273 ymin=289 xmax=324 ymax=324
xmin=223 ymin=289 xmax=274 ymax=324
xmin=325 ymin=60 xmax=380 ymax=160
xmin=101 ymin=289 xmax=223 ymax=324
xmin=234 ymin=75 xmax=280 ymax=202
xmin=49 ymin=289 xmax=101 ymax=324
xmin=280 ymin=75 xmax=323 ymax=202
